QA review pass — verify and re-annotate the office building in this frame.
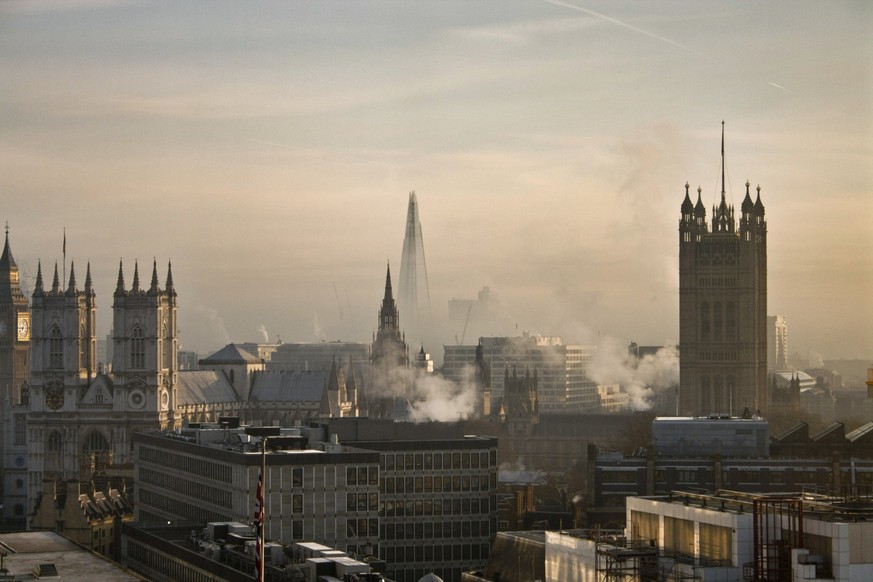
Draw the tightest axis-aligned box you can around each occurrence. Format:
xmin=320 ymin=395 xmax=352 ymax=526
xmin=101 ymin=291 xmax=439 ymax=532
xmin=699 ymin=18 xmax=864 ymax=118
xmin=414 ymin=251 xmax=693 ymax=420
xmin=133 ymin=423 xmax=381 ymax=555
xmin=444 ymin=335 xmax=597 ymax=413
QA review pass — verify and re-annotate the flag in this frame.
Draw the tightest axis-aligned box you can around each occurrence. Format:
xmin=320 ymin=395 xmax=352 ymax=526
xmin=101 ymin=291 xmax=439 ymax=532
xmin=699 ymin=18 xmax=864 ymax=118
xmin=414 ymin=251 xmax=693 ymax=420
xmin=255 ymin=466 xmax=264 ymax=581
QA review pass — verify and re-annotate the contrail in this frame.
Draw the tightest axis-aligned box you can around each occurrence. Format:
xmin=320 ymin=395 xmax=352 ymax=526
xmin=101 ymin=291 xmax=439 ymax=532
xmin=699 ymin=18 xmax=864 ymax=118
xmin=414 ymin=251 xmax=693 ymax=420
xmin=542 ymin=0 xmax=707 ymax=58
xmin=768 ymin=81 xmax=793 ymax=94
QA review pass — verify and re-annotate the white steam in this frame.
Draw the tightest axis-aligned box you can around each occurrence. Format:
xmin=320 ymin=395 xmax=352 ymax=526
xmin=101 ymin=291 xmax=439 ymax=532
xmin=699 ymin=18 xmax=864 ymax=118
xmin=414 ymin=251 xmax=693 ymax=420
xmin=588 ymin=337 xmax=678 ymax=410
xmin=194 ymin=304 xmax=231 ymax=346
xmin=257 ymin=324 xmax=269 ymax=343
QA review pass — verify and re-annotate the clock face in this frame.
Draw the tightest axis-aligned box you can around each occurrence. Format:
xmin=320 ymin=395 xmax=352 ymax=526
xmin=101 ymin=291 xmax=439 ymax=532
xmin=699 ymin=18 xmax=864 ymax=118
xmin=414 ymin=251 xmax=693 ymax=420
xmin=17 ymin=315 xmax=29 ymax=340
xmin=46 ymin=387 xmax=64 ymax=410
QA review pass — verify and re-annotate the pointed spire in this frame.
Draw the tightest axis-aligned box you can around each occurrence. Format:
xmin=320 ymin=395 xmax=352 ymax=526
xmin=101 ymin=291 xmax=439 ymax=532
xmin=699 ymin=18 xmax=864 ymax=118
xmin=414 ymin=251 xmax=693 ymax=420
xmin=165 ymin=260 xmax=175 ymax=295
xmin=51 ymin=262 xmax=60 ymax=294
xmin=66 ymin=261 xmax=77 ymax=295
xmin=85 ymin=262 xmax=93 ymax=291
xmin=149 ymin=258 xmax=159 ymax=294
xmin=0 ymin=223 xmax=16 ymax=270
xmin=742 ymin=180 xmax=754 ymax=212
xmin=131 ymin=261 xmax=140 ymax=292
xmin=755 ymin=184 xmax=764 ymax=213
xmin=384 ymin=261 xmax=394 ymax=303
xmin=681 ymin=182 xmax=693 ymax=214
xmin=720 ymin=120 xmax=726 ymax=199
xmin=34 ymin=260 xmax=44 ymax=296
xmin=115 ymin=259 xmax=125 ymax=296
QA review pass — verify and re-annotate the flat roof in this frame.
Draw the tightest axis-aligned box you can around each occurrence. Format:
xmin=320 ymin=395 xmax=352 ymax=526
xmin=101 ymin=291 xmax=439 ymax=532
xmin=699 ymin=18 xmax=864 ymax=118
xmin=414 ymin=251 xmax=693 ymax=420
xmin=0 ymin=531 xmax=144 ymax=581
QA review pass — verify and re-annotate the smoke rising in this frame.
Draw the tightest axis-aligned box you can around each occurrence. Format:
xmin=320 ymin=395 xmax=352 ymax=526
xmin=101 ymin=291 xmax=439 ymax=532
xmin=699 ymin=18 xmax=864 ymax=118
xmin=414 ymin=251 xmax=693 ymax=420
xmin=257 ymin=324 xmax=269 ymax=343
xmin=369 ymin=342 xmax=482 ymax=423
xmin=588 ymin=336 xmax=678 ymax=410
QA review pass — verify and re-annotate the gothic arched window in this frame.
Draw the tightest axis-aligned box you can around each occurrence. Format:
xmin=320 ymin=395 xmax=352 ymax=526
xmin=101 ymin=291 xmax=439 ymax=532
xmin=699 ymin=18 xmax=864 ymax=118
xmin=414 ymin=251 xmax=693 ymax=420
xmin=83 ymin=430 xmax=110 ymax=453
xmin=49 ymin=326 xmax=63 ymax=369
xmin=130 ymin=326 xmax=145 ymax=369
xmin=47 ymin=430 xmax=63 ymax=453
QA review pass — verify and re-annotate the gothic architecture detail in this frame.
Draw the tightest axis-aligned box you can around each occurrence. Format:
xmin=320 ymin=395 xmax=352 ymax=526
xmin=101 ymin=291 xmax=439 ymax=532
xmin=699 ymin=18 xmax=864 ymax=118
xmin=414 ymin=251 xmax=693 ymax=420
xmin=369 ymin=263 xmax=409 ymax=418
xmin=0 ymin=228 xmax=31 ymax=525
xmin=678 ymin=123 xmax=768 ymax=416
xmin=27 ymin=257 xmax=178 ymax=517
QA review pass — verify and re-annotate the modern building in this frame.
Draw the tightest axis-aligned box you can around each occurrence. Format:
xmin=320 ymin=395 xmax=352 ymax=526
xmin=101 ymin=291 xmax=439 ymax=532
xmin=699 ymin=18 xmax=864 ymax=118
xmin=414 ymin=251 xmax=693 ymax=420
xmin=398 ymin=191 xmax=432 ymax=347
xmin=678 ymin=124 xmax=768 ymax=416
xmin=312 ymin=417 xmax=499 ymax=582
xmin=651 ymin=415 xmax=769 ymax=457
xmin=626 ymin=490 xmax=873 ymax=581
xmin=768 ymin=314 xmax=789 ymax=371
xmin=443 ymin=335 xmax=598 ymax=413
xmin=133 ymin=423 xmax=381 ymax=555
xmin=0 ymin=530 xmax=145 ymax=581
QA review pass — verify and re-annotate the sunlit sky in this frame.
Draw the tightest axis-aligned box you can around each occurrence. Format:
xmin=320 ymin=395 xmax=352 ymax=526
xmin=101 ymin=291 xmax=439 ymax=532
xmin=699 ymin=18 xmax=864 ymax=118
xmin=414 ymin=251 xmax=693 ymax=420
xmin=1 ymin=0 xmax=871 ymax=361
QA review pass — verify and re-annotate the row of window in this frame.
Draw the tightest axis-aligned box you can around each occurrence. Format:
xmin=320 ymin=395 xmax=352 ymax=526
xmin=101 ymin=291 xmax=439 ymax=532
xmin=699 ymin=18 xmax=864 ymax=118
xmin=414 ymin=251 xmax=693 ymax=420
xmin=138 ymin=446 xmax=232 ymax=483
xmin=382 ymin=496 xmax=493 ymax=518
xmin=382 ymin=519 xmax=491 ymax=541
xmin=382 ymin=473 xmax=494 ymax=495
xmin=138 ymin=489 xmax=229 ymax=524
xmin=699 ymin=301 xmax=737 ymax=341
xmin=603 ymin=467 xmax=867 ymax=486
xmin=383 ymin=450 xmax=495 ymax=471
xmin=140 ymin=468 xmax=232 ymax=509
xmin=346 ymin=466 xmax=379 ymax=486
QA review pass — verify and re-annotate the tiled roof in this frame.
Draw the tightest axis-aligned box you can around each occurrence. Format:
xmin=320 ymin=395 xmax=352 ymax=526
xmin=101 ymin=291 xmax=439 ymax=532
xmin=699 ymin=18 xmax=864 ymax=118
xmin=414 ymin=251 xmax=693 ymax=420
xmin=177 ymin=371 xmax=239 ymax=405
xmin=200 ymin=343 xmax=262 ymax=364
xmin=249 ymin=370 xmax=327 ymax=403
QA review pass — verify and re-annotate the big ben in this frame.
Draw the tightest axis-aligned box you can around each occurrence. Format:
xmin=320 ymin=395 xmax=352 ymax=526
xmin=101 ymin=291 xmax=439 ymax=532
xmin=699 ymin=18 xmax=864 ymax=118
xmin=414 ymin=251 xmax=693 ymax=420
xmin=0 ymin=226 xmax=30 ymax=405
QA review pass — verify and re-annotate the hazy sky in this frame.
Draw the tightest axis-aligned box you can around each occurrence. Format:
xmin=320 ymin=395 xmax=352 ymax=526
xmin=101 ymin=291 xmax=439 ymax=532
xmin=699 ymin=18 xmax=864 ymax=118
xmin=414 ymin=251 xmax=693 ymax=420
xmin=1 ymin=0 xmax=871 ymax=361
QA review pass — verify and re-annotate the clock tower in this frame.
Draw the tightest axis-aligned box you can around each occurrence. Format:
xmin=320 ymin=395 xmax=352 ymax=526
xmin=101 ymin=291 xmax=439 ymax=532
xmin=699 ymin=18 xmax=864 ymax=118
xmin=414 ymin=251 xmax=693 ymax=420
xmin=0 ymin=226 xmax=31 ymax=525
xmin=0 ymin=226 xmax=31 ymax=404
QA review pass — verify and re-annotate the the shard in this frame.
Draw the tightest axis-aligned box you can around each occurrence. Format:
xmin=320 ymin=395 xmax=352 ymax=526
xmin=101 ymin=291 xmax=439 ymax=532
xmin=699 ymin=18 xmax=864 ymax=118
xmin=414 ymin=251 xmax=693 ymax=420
xmin=398 ymin=191 xmax=432 ymax=344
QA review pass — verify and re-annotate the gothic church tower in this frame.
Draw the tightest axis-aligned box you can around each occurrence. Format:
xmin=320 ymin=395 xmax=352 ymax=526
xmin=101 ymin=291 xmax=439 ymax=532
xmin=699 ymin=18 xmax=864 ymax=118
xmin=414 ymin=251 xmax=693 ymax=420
xmin=112 ymin=259 xmax=178 ymax=428
xmin=678 ymin=123 xmax=768 ymax=416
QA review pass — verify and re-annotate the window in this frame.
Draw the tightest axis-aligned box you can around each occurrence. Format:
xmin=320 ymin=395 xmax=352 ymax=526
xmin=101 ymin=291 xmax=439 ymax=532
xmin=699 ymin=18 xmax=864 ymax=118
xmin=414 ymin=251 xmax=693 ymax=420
xmin=700 ymin=303 xmax=710 ymax=341
xmin=49 ymin=326 xmax=63 ymax=369
xmin=13 ymin=414 xmax=26 ymax=446
xmin=47 ymin=431 xmax=63 ymax=453
xmin=130 ymin=326 xmax=145 ymax=369
xmin=713 ymin=302 xmax=722 ymax=339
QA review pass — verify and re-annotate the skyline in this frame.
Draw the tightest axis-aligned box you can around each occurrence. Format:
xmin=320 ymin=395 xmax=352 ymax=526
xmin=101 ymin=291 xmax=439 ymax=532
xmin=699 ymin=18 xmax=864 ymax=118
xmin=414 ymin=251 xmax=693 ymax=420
xmin=1 ymin=1 xmax=870 ymax=360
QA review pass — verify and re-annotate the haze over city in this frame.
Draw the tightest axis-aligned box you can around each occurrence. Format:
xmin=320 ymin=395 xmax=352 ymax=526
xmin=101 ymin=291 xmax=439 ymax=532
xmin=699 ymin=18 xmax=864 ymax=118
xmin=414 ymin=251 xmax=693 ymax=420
xmin=1 ymin=1 xmax=870 ymax=360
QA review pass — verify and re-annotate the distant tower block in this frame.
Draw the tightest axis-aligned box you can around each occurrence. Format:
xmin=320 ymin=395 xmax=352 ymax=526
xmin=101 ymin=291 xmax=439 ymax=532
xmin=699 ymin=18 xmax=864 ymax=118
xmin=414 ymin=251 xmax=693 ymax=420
xmin=398 ymin=191 xmax=432 ymax=342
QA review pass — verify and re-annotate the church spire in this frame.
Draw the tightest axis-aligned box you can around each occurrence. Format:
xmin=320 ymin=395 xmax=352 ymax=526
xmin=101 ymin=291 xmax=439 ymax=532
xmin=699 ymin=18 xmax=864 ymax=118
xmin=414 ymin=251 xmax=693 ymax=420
xmin=115 ymin=259 xmax=125 ymax=296
xmin=34 ymin=260 xmax=44 ymax=296
xmin=148 ymin=258 xmax=159 ymax=295
xmin=131 ymin=261 xmax=141 ymax=292
xmin=384 ymin=261 xmax=394 ymax=303
xmin=66 ymin=261 xmax=77 ymax=295
xmin=165 ymin=260 xmax=175 ymax=296
xmin=51 ymin=262 xmax=60 ymax=294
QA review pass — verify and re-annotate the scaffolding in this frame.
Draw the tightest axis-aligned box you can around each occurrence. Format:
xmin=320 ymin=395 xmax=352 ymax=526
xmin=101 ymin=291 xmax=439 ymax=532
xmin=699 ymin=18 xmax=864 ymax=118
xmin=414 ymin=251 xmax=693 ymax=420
xmin=596 ymin=539 xmax=659 ymax=582
xmin=751 ymin=496 xmax=803 ymax=582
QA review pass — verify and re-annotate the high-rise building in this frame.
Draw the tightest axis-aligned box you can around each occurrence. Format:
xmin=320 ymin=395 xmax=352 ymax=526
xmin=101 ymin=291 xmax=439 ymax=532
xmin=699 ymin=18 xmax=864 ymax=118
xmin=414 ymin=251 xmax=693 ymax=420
xmin=0 ymin=228 xmax=31 ymax=525
xmin=398 ymin=191 xmax=431 ymax=345
xmin=767 ymin=315 xmax=789 ymax=371
xmin=443 ymin=335 xmax=598 ymax=413
xmin=678 ymin=124 xmax=768 ymax=416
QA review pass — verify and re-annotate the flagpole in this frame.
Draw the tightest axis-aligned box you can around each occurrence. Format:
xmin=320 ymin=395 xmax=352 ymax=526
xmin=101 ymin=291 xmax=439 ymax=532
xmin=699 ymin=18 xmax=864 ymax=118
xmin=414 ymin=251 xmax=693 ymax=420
xmin=62 ymin=227 xmax=66 ymax=287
